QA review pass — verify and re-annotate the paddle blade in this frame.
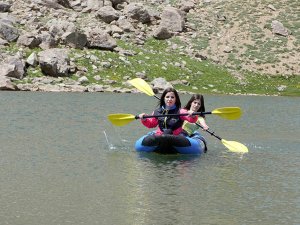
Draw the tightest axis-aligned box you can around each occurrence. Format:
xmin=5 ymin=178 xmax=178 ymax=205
xmin=107 ymin=114 xmax=136 ymax=126
xmin=128 ymin=78 xmax=155 ymax=97
xmin=212 ymin=107 xmax=242 ymax=120
xmin=221 ymin=139 xmax=249 ymax=153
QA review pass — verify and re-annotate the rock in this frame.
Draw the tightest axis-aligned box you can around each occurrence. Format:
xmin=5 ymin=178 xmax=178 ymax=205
xmin=0 ymin=2 xmax=11 ymax=12
xmin=32 ymin=0 xmax=72 ymax=9
xmin=271 ymin=20 xmax=290 ymax=36
xmin=151 ymin=77 xmax=173 ymax=91
xmin=17 ymin=33 xmax=41 ymax=48
xmin=0 ymin=20 xmax=19 ymax=42
xmin=124 ymin=3 xmax=151 ymax=24
xmin=78 ymin=76 xmax=89 ymax=84
xmin=0 ymin=36 xmax=8 ymax=45
xmin=267 ymin=4 xmax=276 ymax=11
xmin=87 ymin=30 xmax=117 ymax=50
xmin=38 ymin=48 xmax=70 ymax=77
xmin=111 ymin=0 xmax=128 ymax=9
xmin=47 ymin=19 xmax=76 ymax=38
xmin=1 ymin=56 xmax=25 ymax=79
xmin=96 ymin=6 xmax=120 ymax=23
xmin=160 ymin=7 xmax=185 ymax=32
xmin=26 ymin=52 xmax=39 ymax=67
xmin=62 ymin=31 xmax=87 ymax=49
xmin=277 ymin=85 xmax=287 ymax=92
xmin=179 ymin=0 xmax=195 ymax=12
xmin=0 ymin=76 xmax=17 ymax=90
xmin=153 ymin=26 xmax=173 ymax=40
xmin=223 ymin=46 xmax=233 ymax=53
xmin=16 ymin=83 xmax=39 ymax=91
xmin=37 ymin=31 xmax=57 ymax=49
xmin=117 ymin=17 xmax=135 ymax=32
xmin=110 ymin=24 xmax=124 ymax=35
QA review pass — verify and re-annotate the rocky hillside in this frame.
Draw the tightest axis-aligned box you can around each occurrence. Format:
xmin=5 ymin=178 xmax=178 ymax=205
xmin=0 ymin=0 xmax=299 ymax=93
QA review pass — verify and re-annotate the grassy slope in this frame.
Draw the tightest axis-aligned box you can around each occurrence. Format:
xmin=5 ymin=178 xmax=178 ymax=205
xmin=70 ymin=38 xmax=300 ymax=96
xmin=3 ymin=0 xmax=300 ymax=96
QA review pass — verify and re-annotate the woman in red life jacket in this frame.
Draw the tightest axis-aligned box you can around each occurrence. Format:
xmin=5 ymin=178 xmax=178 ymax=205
xmin=138 ymin=87 xmax=198 ymax=135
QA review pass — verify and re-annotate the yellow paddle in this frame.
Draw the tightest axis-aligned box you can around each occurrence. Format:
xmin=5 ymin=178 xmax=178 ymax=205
xmin=108 ymin=114 xmax=138 ymax=126
xmin=108 ymin=110 xmax=234 ymax=126
xmin=196 ymin=124 xmax=248 ymax=153
xmin=128 ymin=78 xmax=242 ymax=120
xmin=128 ymin=78 xmax=156 ymax=97
xmin=207 ymin=107 xmax=241 ymax=120
xmin=128 ymin=78 xmax=248 ymax=153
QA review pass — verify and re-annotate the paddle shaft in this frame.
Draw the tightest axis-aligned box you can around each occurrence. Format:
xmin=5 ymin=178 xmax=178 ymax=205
xmin=137 ymin=111 xmax=212 ymax=120
xmin=196 ymin=123 xmax=222 ymax=141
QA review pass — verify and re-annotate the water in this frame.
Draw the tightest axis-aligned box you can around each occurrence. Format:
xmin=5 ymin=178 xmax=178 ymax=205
xmin=0 ymin=92 xmax=299 ymax=225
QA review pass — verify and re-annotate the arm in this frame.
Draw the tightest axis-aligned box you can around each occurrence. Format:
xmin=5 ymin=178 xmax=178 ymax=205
xmin=179 ymin=109 xmax=198 ymax=123
xmin=198 ymin=117 xmax=209 ymax=130
xmin=139 ymin=113 xmax=158 ymax=128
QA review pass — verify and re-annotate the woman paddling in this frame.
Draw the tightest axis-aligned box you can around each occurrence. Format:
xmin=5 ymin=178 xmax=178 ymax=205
xmin=182 ymin=94 xmax=209 ymax=152
xmin=138 ymin=87 xmax=198 ymax=135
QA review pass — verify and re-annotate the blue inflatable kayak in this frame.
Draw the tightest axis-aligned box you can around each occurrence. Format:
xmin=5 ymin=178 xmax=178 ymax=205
xmin=135 ymin=132 xmax=207 ymax=154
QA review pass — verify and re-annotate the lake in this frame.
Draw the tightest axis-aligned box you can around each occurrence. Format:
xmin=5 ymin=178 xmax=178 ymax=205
xmin=0 ymin=92 xmax=299 ymax=225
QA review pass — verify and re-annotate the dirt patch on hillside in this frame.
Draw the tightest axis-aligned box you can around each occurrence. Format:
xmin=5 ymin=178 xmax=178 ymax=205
xmin=185 ymin=0 xmax=300 ymax=76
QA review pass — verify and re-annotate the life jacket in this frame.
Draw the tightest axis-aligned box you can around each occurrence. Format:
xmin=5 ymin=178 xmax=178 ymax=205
xmin=182 ymin=117 xmax=206 ymax=136
xmin=154 ymin=107 xmax=183 ymax=134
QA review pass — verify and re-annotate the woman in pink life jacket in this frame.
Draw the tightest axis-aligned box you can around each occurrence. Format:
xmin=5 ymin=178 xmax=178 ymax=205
xmin=138 ymin=87 xmax=198 ymax=135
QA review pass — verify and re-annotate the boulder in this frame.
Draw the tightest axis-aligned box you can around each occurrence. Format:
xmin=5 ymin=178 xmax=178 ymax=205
xmin=0 ymin=56 xmax=25 ymax=79
xmin=96 ymin=6 xmax=120 ymax=23
xmin=124 ymin=3 xmax=151 ymax=24
xmin=160 ymin=7 xmax=185 ymax=32
xmin=38 ymin=48 xmax=70 ymax=77
xmin=0 ymin=20 xmax=19 ymax=42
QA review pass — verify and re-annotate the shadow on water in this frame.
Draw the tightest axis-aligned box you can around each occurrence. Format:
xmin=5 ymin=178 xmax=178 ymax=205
xmin=136 ymin=151 xmax=203 ymax=167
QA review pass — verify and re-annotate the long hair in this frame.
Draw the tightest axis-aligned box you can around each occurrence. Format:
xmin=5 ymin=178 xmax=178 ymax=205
xmin=158 ymin=87 xmax=181 ymax=108
xmin=184 ymin=94 xmax=205 ymax=113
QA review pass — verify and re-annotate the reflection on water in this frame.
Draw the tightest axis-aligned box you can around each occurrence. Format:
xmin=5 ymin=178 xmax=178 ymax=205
xmin=0 ymin=92 xmax=299 ymax=225
xmin=137 ymin=151 xmax=201 ymax=163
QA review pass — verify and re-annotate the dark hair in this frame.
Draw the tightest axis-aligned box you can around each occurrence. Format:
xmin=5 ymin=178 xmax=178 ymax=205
xmin=184 ymin=94 xmax=205 ymax=113
xmin=159 ymin=87 xmax=181 ymax=108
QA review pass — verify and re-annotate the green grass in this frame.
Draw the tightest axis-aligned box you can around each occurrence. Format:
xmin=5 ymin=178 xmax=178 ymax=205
xmin=241 ymin=73 xmax=300 ymax=96
xmin=66 ymin=38 xmax=299 ymax=96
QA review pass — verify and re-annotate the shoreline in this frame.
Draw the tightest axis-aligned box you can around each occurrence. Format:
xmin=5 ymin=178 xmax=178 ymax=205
xmin=1 ymin=82 xmax=283 ymax=97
